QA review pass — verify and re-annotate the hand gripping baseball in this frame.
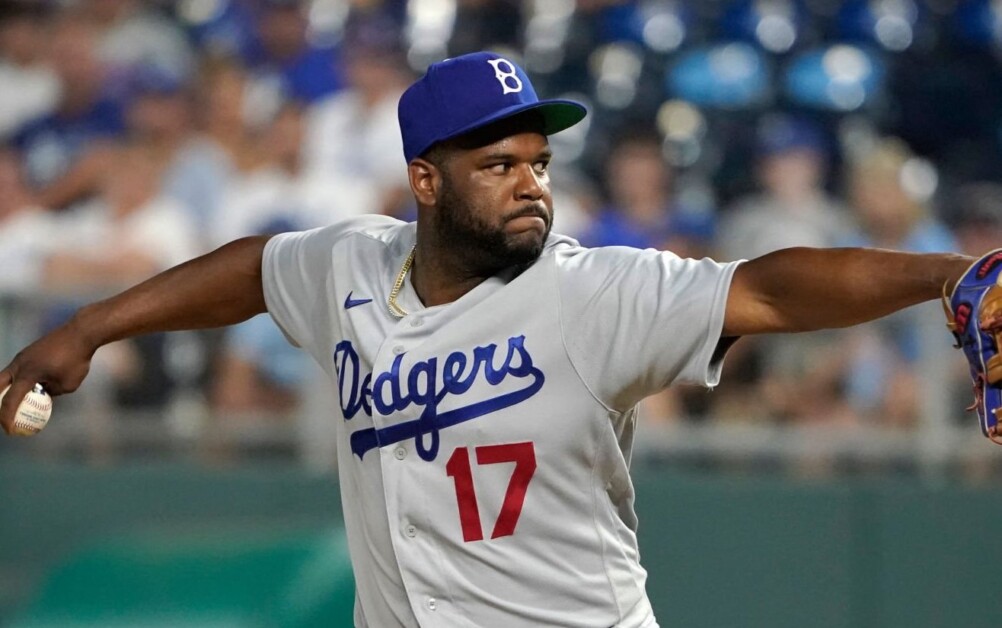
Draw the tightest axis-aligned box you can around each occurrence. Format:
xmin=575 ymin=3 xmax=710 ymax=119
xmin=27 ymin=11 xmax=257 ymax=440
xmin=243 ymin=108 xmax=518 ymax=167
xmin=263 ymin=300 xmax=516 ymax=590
xmin=0 ymin=321 xmax=96 ymax=436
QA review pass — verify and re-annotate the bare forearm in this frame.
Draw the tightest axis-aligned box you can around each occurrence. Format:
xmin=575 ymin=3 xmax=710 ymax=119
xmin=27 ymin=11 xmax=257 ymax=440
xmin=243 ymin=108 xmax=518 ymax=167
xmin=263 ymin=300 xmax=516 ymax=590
xmin=0 ymin=236 xmax=272 ymax=431
xmin=724 ymin=247 xmax=974 ymax=336
xmin=70 ymin=236 xmax=271 ymax=350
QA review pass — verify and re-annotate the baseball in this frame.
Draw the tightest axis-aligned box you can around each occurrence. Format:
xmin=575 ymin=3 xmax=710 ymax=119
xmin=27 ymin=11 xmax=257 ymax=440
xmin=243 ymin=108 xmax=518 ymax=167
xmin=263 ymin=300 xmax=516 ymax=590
xmin=1 ymin=383 xmax=52 ymax=436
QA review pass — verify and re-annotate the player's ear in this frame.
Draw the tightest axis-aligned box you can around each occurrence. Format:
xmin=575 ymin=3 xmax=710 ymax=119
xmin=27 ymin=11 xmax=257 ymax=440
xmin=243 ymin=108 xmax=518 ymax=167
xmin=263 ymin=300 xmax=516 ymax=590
xmin=408 ymin=158 xmax=441 ymax=207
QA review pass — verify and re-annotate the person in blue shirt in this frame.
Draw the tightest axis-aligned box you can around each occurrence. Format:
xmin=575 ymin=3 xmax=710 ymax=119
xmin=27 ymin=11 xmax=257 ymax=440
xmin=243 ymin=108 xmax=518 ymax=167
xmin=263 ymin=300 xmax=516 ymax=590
xmin=580 ymin=133 xmax=714 ymax=258
xmin=12 ymin=14 xmax=126 ymax=209
xmin=839 ymin=137 xmax=959 ymax=426
xmin=240 ymin=0 xmax=343 ymax=105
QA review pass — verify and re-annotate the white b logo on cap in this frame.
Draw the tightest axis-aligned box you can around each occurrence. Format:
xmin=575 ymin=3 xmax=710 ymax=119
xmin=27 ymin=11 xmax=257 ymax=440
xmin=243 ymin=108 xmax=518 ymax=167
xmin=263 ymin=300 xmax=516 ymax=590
xmin=487 ymin=58 xmax=523 ymax=95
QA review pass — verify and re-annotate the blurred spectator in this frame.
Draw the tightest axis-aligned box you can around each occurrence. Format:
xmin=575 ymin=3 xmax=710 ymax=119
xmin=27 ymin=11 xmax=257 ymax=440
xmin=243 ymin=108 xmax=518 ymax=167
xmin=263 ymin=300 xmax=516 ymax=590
xmin=211 ymin=102 xmax=354 ymax=246
xmin=195 ymin=56 xmax=260 ymax=172
xmin=39 ymin=143 xmax=200 ymax=410
xmin=579 ymin=133 xmax=714 ymax=259
xmin=713 ymin=115 xmax=858 ymax=426
xmin=950 ymin=182 xmax=1002 ymax=258
xmin=0 ymin=149 xmax=50 ymax=291
xmin=84 ymin=0 xmax=195 ymax=79
xmin=0 ymin=148 xmax=36 ymax=220
xmin=210 ymin=102 xmax=349 ymax=417
xmin=450 ymin=0 xmax=524 ymax=55
xmin=302 ymin=19 xmax=412 ymax=217
xmin=124 ymin=54 xmax=270 ymax=241
xmin=0 ymin=3 xmax=58 ymax=141
xmin=40 ymin=143 xmax=199 ymax=290
xmin=242 ymin=0 xmax=343 ymax=105
xmin=180 ymin=0 xmax=257 ymax=58
xmin=11 ymin=13 xmax=124 ymax=208
xmin=717 ymin=115 xmax=854 ymax=261
xmin=840 ymin=138 xmax=959 ymax=427
xmin=844 ymin=138 xmax=956 ymax=253
xmin=211 ymin=312 xmax=307 ymax=415
xmin=126 ymin=63 xmax=234 ymax=236
xmin=549 ymin=162 xmax=601 ymax=240
xmin=210 ymin=25 xmax=414 ymax=413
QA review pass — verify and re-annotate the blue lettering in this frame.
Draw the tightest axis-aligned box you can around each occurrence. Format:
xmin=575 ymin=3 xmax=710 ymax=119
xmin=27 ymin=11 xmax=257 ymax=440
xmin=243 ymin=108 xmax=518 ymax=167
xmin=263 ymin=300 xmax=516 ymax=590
xmin=506 ymin=335 xmax=533 ymax=377
xmin=442 ymin=351 xmax=470 ymax=395
xmin=372 ymin=354 xmax=407 ymax=415
xmin=334 ymin=341 xmax=362 ymax=419
xmin=407 ymin=357 xmax=438 ymax=411
xmin=333 ymin=335 xmax=546 ymax=461
xmin=475 ymin=344 xmax=506 ymax=385
xmin=359 ymin=372 xmax=372 ymax=417
xmin=450 ymin=349 xmax=481 ymax=395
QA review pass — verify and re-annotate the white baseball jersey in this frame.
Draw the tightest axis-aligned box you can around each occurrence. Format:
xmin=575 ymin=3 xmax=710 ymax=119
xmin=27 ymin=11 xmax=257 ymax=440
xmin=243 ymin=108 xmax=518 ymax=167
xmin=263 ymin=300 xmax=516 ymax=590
xmin=262 ymin=215 xmax=740 ymax=627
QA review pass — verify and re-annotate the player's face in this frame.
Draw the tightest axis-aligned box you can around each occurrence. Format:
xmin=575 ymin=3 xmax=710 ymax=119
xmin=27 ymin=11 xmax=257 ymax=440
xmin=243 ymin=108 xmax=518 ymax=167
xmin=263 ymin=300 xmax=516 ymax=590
xmin=435 ymin=131 xmax=554 ymax=272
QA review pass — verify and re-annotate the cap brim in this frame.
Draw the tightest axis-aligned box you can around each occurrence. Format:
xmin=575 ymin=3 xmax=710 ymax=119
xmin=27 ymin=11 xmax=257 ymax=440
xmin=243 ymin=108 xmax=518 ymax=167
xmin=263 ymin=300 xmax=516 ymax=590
xmin=421 ymin=99 xmax=587 ymax=159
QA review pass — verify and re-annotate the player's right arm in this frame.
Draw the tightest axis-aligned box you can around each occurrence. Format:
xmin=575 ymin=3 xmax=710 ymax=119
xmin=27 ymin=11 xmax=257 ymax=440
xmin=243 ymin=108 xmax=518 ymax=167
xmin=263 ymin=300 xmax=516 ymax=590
xmin=0 ymin=236 xmax=271 ymax=435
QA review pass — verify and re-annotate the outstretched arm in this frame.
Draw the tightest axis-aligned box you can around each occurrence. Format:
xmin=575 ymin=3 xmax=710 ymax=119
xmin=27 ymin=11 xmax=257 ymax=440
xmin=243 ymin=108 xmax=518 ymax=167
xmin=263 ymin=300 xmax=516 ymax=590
xmin=0 ymin=235 xmax=271 ymax=435
xmin=723 ymin=247 xmax=973 ymax=337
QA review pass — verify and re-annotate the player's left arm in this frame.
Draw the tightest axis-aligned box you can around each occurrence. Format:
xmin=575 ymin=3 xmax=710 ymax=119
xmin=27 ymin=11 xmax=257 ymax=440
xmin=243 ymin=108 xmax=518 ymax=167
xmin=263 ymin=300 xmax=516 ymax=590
xmin=723 ymin=247 xmax=973 ymax=337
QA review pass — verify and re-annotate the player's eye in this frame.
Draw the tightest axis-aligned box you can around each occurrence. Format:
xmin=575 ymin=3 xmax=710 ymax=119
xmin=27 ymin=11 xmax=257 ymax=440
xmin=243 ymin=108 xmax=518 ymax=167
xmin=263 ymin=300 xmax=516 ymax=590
xmin=487 ymin=162 xmax=512 ymax=175
xmin=533 ymin=160 xmax=550 ymax=175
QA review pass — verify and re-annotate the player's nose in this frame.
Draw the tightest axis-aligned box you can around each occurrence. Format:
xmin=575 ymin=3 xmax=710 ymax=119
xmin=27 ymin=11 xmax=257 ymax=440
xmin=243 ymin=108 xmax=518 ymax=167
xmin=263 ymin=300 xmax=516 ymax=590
xmin=513 ymin=164 xmax=545 ymax=201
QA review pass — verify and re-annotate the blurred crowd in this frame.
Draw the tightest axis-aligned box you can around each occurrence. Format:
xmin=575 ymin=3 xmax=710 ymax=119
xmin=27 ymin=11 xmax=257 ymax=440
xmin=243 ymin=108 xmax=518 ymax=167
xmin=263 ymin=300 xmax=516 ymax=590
xmin=2 ymin=0 xmax=1002 ymax=445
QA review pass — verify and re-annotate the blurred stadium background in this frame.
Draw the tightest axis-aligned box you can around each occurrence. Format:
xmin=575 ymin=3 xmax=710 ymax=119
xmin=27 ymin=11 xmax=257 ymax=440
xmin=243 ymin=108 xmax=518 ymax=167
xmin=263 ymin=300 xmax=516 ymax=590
xmin=2 ymin=0 xmax=1002 ymax=626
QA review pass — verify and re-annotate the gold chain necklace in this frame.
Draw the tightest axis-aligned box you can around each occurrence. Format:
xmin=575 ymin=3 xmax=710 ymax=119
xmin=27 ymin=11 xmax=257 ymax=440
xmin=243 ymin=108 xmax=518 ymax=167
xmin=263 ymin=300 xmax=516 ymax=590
xmin=388 ymin=245 xmax=416 ymax=318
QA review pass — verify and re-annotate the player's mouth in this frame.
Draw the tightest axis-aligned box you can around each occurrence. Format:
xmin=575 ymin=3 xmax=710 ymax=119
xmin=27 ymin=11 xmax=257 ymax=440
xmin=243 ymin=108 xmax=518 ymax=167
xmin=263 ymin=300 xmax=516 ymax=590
xmin=505 ymin=205 xmax=549 ymax=233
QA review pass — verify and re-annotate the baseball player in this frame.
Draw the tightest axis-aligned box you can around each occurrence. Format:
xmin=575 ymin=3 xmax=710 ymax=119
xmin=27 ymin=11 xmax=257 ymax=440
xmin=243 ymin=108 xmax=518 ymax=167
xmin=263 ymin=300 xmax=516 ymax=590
xmin=0 ymin=53 xmax=975 ymax=627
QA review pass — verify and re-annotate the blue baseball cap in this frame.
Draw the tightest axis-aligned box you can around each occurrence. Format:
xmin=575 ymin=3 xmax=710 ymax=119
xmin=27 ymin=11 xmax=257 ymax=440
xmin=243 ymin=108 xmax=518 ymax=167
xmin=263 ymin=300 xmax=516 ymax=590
xmin=398 ymin=52 xmax=587 ymax=163
xmin=756 ymin=114 xmax=826 ymax=157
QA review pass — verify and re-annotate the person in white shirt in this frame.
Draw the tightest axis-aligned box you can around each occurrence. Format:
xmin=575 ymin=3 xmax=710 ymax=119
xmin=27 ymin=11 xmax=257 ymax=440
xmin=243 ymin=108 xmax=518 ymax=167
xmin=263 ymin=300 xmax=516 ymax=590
xmin=303 ymin=29 xmax=413 ymax=217
xmin=0 ymin=5 xmax=58 ymax=141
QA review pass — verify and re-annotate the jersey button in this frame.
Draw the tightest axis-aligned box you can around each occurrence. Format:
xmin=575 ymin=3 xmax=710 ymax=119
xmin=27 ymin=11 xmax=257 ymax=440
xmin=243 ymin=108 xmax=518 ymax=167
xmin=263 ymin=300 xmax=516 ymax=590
xmin=405 ymin=524 xmax=417 ymax=538
xmin=427 ymin=598 xmax=437 ymax=611
xmin=393 ymin=447 xmax=407 ymax=460
xmin=392 ymin=345 xmax=406 ymax=355
xmin=410 ymin=317 xmax=423 ymax=328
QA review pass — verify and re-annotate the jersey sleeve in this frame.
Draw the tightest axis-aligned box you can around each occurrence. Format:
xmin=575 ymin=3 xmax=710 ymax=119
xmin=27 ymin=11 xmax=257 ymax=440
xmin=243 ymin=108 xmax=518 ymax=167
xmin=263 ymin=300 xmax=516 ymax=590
xmin=556 ymin=246 xmax=742 ymax=412
xmin=261 ymin=226 xmax=339 ymax=353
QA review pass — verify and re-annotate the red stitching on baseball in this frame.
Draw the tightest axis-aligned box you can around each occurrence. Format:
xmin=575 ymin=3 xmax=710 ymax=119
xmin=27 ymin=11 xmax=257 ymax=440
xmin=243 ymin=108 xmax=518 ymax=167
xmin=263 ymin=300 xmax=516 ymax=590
xmin=13 ymin=420 xmax=39 ymax=433
xmin=24 ymin=397 xmax=51 ymax=411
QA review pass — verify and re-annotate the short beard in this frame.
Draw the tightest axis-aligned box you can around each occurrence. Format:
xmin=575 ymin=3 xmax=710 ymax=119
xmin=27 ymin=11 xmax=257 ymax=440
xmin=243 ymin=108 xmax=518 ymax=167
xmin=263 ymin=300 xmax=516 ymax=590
xmin=435 ymin=174 xmax=550 ymax=277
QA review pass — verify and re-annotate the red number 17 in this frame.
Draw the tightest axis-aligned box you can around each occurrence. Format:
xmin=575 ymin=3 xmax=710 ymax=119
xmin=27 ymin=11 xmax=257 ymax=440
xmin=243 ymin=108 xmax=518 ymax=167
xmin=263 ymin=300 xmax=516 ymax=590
xmin=445 ymin=441 xmax=537 ymax=543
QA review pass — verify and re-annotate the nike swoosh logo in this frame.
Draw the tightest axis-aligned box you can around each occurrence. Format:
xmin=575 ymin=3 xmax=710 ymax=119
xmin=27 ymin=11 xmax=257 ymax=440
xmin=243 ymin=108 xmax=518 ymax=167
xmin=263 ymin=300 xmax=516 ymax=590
xmin=344 ymin=291 xmax=373 ymax=310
